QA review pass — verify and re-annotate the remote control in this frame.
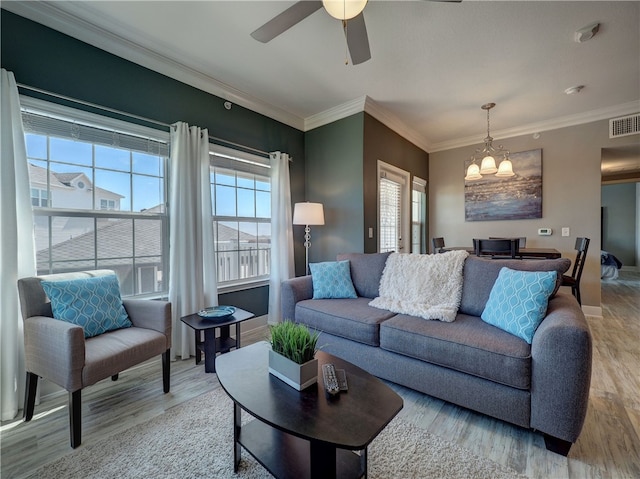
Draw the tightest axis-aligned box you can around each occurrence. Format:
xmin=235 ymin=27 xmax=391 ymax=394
xmin=322 ymin=363 xmax=340 ymax=395
xmin=335 ymin=368 xmax=348 ymax=391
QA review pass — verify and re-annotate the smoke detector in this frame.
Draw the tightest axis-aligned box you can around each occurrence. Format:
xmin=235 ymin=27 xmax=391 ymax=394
xmin=574 ymin=22 xmax=600 ymax=43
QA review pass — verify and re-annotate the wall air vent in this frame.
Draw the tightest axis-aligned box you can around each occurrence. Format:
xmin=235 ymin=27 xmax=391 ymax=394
xmin=609 ymin=113 xmax=640 ymax=138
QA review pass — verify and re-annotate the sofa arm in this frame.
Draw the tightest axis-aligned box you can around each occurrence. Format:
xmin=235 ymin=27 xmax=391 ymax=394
xmin=530 ymin=292 xmax=592 ymax=443
xmin=281 ymin=276 xmax=313 ymax=322
xmin=23 ymin=316 xmax=85 ymax=392
xmin=123 ymin=299 xmax=172 ymax=348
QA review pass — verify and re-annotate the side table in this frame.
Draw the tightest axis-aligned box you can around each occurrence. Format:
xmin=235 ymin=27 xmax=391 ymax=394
xmin=180 ymin=307 xmax=255 ymax=373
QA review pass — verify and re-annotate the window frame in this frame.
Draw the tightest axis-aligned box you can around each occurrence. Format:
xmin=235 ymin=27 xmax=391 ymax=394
xmin=22 ymin=97 xmax=170 ymax=298
xmin=209 ymin=144 xmax=272 ymax=292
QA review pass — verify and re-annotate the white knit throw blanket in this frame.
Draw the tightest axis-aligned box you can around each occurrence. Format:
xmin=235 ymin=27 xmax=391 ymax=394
xmin=369 ymin=250 xmax=469 ymax=322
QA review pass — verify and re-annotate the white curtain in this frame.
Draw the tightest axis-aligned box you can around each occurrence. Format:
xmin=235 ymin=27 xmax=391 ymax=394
xmin=0 ymin=69 xmax=37 ymax=420
xmin=268 ymin=151 xmax=294 ymax=324
xmin=168 ymin=122 xmax=217 ymax=360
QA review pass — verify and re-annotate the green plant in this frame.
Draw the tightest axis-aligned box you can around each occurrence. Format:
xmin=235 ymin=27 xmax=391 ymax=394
xmin=269 ymin=321 xmax=320 ymax=365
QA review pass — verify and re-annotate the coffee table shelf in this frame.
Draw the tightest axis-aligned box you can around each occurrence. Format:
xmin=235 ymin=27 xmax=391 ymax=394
xmin=238 ymin=419 xmax=364 ymax=479
xmin=217 ymin=341 xmax=403 ymax=479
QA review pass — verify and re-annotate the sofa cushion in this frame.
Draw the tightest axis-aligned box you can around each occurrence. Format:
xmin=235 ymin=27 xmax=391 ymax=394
xmin=337 ymin=252 xmax=391 ymax=298
xmin=380 ymin=313 xmax=532 ymax=389
xmin=309 ymin=260 xmax=357 ymax=299
xmin=482 ymin=267 xmax=557 ymax=344
xmin=459 ymin=256 xmax=571 ymax=317
xmin=41 ymin=275 xmax=132 ymax=338
xmin=295 ymin=297 xmax=396 ymax=346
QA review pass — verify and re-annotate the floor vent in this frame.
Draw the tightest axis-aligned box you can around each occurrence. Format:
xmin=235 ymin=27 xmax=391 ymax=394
xmin=609 ymin=113 xmax=640 ymax=138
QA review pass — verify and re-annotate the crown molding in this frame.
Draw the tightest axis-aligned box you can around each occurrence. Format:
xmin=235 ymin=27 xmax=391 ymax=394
xmin=429 ymin=101 xmax=640 ymax=153
xmin=305 ymin=96 xmax=431 ymax=152
xmin=3 ymin=1 xmax=305 ymax=132
xmin=304 ymin=96 xmax=367 ymax=131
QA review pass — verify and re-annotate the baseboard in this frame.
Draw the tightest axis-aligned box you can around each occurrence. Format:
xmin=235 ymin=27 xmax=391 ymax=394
xmin=582 ymin=305 xmax=602 ymax=319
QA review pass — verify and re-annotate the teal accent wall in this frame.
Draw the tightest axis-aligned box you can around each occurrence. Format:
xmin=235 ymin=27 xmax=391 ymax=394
xmin=1 ymin=9 xmax=306 ymax=316
xmin=305 ymin=114 xmax=365 ymax=267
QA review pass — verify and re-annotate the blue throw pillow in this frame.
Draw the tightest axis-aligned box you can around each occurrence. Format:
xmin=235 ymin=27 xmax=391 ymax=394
xmin=309 ymin=260 xmax=358 ymax=299
xmin=41 ymin=275 xmax=132 ymax=338
xmin=481 ymin=267 xmax=557 ymax=344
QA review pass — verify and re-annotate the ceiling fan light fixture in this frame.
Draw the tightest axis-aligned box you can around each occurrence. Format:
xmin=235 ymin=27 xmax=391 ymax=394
xmin=322 ymin=0 xmax=368 ymax=21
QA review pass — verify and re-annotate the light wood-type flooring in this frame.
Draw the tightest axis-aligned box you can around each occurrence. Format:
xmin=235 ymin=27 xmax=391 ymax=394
xmin=2 ymin=270 xmax=639 ymax=478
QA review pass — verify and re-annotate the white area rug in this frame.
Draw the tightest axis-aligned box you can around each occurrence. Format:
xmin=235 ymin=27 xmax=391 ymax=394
xmin=27 ymin=387 xmax=526 ymax=479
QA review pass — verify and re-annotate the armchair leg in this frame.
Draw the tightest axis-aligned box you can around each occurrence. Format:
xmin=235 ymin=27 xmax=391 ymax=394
xmin=70 ymin=390 xmax=81 ymax=449
xmin=23 ymin=372 xmax=38 ymax=422
xmin=162 ymin=349 xmax=170 ymax=393
xmin=111 ymin=374 xmax=119 ymax=381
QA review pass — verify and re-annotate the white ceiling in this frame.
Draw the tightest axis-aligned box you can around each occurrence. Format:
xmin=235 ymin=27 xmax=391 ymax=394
xmin=5 ymin=1 xmax=640 ymax=155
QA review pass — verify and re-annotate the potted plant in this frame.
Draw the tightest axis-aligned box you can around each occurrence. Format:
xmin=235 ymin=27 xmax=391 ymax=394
xmin=268 ymin=320 xmax=320 ymax=390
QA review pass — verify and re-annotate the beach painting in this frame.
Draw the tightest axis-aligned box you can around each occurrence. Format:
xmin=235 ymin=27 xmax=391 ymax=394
xmin=464 ymin=149 xmax=542 ymax=222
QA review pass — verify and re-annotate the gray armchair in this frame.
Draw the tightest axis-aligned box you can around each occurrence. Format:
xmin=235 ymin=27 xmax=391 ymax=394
xmin=17 ymin=270 xmax=171 ymax=448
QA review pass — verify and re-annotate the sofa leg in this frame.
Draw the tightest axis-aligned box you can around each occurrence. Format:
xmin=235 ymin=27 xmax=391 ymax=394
xmin=111 ymin=374 xmax=119 ymax=381
xmin=23 ymin=372 xmax=38 ymax=422
xmin=162 ymin=349 xmax=170 ymax=393
xmin=543 ymin=433 xmax=572 ymax=456
xmin=69 ymin=390 xmax=81 ymax=449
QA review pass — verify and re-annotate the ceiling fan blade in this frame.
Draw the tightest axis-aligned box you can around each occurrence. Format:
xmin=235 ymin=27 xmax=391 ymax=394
xmin=251 ymin=1 xmax=323 ymax=43
xmin=345 ymin=13 xmax=371 ymax=65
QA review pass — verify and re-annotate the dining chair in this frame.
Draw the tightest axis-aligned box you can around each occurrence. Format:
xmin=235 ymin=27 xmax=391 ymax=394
xmin=561 ymin=237 xmax=590 ymax=305
xmin=489 ymin=236 xmax=526 ymax=248
xmin=432 ymin=237 xmax=445 ymax=253
xmin=473 ymin=238 xmax=519 ymax=259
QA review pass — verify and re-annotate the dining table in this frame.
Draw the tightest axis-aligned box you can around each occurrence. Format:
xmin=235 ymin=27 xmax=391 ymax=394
xmin=441 ymin=246 xmax=562 ymax=259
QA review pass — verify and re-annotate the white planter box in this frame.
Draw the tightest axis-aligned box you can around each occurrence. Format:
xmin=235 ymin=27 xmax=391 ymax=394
xmin=268 ymin=349 xmax=318 ymax=390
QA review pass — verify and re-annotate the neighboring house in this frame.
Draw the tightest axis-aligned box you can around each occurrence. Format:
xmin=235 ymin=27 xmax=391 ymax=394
xmin=28 ymin=163 xmax=123 ymax=210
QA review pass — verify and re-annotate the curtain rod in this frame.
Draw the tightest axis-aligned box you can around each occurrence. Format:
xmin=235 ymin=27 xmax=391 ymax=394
xmin=16 ymin=83 xmax=270 ymax=158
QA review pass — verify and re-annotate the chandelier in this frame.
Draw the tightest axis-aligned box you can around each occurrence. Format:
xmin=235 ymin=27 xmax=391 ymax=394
xmin=465 ymin=103 xmax=514 ymax=181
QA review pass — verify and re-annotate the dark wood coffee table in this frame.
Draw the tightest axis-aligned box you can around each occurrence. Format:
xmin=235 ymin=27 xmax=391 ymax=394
xmin=180 ymin=307 xmax=254 ymax=373
xmin=216 ymin=341 xmax=403 ymax=479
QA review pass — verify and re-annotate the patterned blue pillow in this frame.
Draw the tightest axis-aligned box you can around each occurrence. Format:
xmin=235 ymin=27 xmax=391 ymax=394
xmin=309 ymin=260 xmax=358 ymax=299
xmin=481 ymin=267 xmax=557 ymax=344
xmin=41 ymin=275 xmax=132 ymax=338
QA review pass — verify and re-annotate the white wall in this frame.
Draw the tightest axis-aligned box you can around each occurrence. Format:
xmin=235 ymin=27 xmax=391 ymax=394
xmin=429 ymin=118 xmax=640 ymax=309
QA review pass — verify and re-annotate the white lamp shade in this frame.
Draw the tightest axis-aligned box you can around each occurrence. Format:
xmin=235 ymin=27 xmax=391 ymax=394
xmin=479 ymin=155 xmax=498 ymax=174
xmin=293 ymin=202 xmax=325 ymax=225
xmin=495 ymin=159 xmax=515 ymax=177
xmin=464 ymin=163 xmax=482 ymax=181
xmin=322 ymin=0 xmax=368 ymax=20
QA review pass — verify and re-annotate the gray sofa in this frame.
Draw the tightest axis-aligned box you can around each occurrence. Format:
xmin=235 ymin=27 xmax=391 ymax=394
xmin=281 ymin=252 xmax=592 ymax=456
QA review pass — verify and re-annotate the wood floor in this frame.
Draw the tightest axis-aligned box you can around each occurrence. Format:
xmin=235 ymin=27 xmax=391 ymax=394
xmin=2 ymin=270 xmax=639 ymax=479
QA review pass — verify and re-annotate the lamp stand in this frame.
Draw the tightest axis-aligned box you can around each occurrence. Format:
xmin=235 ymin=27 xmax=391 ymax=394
xmin=304 ymin=225 xmax=312 ymax=275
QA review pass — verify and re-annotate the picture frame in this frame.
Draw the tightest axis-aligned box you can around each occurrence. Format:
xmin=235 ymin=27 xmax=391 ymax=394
xmin=464 ymin=148 xmax=542 ymax=221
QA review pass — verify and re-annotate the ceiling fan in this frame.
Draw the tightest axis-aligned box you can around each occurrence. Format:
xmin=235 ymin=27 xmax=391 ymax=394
xmin=251 ymin=0 xmax=462 ymax=65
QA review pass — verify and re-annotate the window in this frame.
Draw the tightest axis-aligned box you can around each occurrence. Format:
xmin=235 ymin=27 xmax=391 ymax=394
xmin=209 ymin=145 xmax=271 ymax=287
xmin=31 ymin=188 xmax=49 ymax=207
xmin=22 ymin=97 xmax=169 ymax=297
xmin=411 ymin=177 xmax=427 ymax=253
xmin=378 ymin=161 xmax=410 ymax=254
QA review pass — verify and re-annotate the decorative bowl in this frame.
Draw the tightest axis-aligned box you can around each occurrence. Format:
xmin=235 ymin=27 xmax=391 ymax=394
xmin=197 ymin=305 xmax=236 ymax=320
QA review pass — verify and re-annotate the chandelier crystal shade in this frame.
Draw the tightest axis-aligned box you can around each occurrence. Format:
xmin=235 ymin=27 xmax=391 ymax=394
xmin=465 ymin=103 xmax=514 ymax=181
